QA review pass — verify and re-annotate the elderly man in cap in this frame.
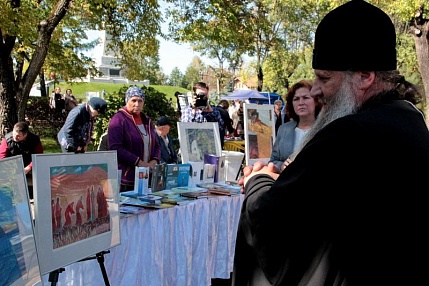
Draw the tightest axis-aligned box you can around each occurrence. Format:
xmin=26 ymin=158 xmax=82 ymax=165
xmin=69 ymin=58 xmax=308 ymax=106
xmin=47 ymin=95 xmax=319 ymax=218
xmin=108 ymin=86 xmax=160 ymax=192
xmin=58 ymin=96 xmax=107 ymax=153
xmin=155 ymin=116 xmax=178 ymax=164
xmin=232 ymin=1 xmax=429 ymax=285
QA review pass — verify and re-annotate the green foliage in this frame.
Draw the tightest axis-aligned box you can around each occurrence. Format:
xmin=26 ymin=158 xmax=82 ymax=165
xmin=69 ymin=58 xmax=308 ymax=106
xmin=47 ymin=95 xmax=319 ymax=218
xmin=169 ymin=67 xmax=184 ymax=87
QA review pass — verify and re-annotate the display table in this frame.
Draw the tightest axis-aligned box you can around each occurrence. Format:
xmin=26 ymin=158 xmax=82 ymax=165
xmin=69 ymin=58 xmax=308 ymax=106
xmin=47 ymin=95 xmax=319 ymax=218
xmin=42 ymin=195 xmax=244 ymax=286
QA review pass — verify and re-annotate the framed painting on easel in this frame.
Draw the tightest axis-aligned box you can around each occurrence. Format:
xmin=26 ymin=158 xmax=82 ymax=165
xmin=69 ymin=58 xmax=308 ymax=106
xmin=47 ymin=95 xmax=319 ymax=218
xmin=0 ymin=155 xmax=43 ymax=286
xmin=32 ymin=151 xmax=121 ymax=275
xmin=243 ymin=103 xmax=276 ymax=166
xmin=177 ymin=122 xmax=222 ymax=163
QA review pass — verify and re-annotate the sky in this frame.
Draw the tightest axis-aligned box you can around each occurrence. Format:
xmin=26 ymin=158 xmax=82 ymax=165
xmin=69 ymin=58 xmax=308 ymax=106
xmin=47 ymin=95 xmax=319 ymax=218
xmin=158 ymin=37 xmax=205 ymax=75
xmin=85 ymin=30 xmax=205 ymax=76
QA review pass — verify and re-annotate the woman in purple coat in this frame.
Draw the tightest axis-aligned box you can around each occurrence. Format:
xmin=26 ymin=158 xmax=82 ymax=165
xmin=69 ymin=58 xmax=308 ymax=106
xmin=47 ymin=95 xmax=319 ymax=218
xmin=108 ymin=86 xmax=160 ymax=192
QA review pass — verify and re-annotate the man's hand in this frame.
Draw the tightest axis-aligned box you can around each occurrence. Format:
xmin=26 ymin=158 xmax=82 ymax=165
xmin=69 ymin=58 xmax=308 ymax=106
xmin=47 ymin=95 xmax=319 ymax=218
xmin=24 ymin=166 xmax=31 ymax=175
xmin=238 ymin=161 xmax=280 ymax=193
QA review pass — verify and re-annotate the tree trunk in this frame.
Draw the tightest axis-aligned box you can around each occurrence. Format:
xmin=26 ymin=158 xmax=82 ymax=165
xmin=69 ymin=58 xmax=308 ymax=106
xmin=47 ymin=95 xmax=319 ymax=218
xmin=257 ymin=65 xmax=263 ymax=92
xmin=410 ymin=6 xmax=429 ymax=126
xmin=0 ymin=0 xmax=72 ymax=137
xmin=0 ymin=56 xmax=19 ymax=135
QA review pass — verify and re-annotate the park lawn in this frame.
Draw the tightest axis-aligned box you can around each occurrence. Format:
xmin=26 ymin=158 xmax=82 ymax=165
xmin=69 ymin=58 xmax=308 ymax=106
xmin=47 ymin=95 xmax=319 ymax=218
xmin=54 ymin=82 xmax=189 ymax=108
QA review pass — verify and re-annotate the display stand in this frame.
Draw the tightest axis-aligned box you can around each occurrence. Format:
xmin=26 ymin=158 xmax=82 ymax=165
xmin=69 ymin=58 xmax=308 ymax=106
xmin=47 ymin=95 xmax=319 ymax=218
xmin=48 ymin=250 xmax=111 ymax=286
xmin=48 ymin=268 xmax=65 ymax=286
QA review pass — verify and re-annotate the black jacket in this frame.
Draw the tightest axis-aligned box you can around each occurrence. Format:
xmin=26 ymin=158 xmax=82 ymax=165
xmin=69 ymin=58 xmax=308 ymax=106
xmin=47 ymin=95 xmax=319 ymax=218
xmin=157 ymin=133 xmax=178 ymax=164
xmin=233 ymin=92 xmax=429 ymax=285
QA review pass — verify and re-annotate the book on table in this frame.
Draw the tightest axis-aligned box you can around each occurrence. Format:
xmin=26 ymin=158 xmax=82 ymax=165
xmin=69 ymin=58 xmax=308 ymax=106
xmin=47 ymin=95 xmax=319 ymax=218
xmin=152 ymin=186 xmax=206 ymax=197
xmin=120 ymin=197 xmax=149 ymax=207
xmin=151 ymin=163 xmax=166 ymax=192
xmin=187 ymin=161 xmax=204 ymax=187
xmin=179 ymin=191 xmax=211 ymax=199
xmin=164 ymin=163 xmax=191 ymax=190
xmin=139 ymin=194 xmax=163 ymax=204
xmin=160 ymin=194 xmax=197 ymax=206
xmin=141 ymin=203 xmax=176 ymax=209
xmin=121 ymin=192 xmax=163 ymax=204
xmin=196 ymin=182 xmax=241 ymax=195
xmin=203 ymin=154 xmax=226 ymax=183
xmin=121 ymin=190 xmax=143 ymax=199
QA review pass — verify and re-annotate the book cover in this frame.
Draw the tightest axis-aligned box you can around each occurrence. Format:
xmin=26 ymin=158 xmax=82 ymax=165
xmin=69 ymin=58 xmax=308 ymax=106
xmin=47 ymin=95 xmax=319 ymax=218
xmin=160 ymin=194 xmax=196 ymax=205
xmin=141 ymin=203 xmax=176 ymax=209
xmin=151 ymin=164 xmax=166 ymax=192
xmin=121 ymin=190 xmax=142 ymax=199
xmin=169 ymin=186 xmax=207 ymax=193
xmin=187 ymin=161 xmax=204 ymax=187
xmin=202 ymin=164 xmax=216 ymax=183
xmin=180 ymin=191 xmax=211 ymax=199
xmin=139 ymin=194 xmax=163 ymax=204
xmin=164 ymin=163 xmax=179 ymax=190
xmin=134 ymin=166 xmax=150 ymax=195
xmin=203 ymin=154 xmax=226 ymax=183
xmin=177 ymin=163 xmax=191 ymax=187
xmin=120 ymin=196 xmax=149 ymax=207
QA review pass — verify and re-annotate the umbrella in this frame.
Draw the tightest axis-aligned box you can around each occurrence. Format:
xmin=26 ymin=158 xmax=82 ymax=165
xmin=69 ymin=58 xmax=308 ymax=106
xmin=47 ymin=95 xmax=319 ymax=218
xmin=221 ymin=89 xmax=266 ymax=100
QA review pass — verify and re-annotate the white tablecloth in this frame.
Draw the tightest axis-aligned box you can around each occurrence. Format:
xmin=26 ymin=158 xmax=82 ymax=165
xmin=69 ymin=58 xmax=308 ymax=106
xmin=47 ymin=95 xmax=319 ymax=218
xmin=42 ymin=195 xmax=244 ymax=286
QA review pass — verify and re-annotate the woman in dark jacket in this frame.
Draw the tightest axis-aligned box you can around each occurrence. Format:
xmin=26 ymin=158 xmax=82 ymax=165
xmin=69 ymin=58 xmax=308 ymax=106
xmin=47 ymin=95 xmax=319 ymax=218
xmin=108 ymin=86 xmax=160 ymax=192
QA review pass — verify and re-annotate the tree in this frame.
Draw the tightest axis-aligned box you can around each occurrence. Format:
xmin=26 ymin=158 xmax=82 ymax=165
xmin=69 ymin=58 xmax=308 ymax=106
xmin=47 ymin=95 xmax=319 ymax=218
xmin=0 ymin=0 xmax=162 ymax=136
xmin=168 ymin=67 xmax=184 ymax=87
xmin=182 ymin=56 xmax=205 ymax=90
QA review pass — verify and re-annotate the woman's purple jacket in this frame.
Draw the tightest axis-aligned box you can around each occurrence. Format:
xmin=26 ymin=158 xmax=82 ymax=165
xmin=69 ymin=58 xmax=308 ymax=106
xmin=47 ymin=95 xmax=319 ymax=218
xmin=108 ymin=108 xmax=160 ymax=187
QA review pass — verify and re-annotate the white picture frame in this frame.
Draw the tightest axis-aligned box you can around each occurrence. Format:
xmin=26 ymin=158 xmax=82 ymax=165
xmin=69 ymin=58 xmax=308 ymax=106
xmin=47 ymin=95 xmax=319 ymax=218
xmin=243 ymin=103 xmax=276 ymax=166
xmin=177 ymin=122 xmax=222 ymax=163
xmin=32 ymin=151 xmax=121 ymax=275
xmin=0 ymin=155 xmax=43 ymax=286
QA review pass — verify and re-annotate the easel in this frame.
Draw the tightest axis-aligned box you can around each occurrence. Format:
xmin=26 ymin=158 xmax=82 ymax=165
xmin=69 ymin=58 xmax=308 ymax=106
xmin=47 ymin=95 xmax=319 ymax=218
xmin=48 ymin=250 xmax=111 ymax=286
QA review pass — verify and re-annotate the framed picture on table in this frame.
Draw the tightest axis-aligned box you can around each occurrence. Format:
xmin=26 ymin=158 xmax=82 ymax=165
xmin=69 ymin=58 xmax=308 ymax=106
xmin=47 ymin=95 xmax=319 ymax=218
xmin=243 ymin=103 xmax=276 ymax=166
xmin=32 ymin=151 xmax=120 ymax=275
xmin=0 ymin=155 xmax=43 ymax=286
xmin=178 ymin=122 xmax=222 ymax=163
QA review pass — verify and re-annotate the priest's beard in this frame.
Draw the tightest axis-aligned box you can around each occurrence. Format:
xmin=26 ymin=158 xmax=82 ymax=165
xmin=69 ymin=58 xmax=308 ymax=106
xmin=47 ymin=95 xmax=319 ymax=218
xmin=290 ymin=77 xmax=359 ymax=160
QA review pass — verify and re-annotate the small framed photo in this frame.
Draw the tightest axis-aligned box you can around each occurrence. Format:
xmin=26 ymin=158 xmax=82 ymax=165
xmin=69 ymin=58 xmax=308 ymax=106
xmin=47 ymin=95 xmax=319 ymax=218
xmin=177 ymin=122 xmax=222 ymax=163
xmin=32 ymin=151 xmax=121 ymax=274
xmin=0 ymin=156 xmax=43 ymax=286
xmin=243 ymin=103 xmax=276 ymax=165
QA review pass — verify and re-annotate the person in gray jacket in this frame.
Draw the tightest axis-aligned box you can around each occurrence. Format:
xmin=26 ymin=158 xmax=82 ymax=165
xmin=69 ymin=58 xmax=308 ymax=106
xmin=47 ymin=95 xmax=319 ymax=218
xmin=269 ymin=79 xmax=322 ymax=171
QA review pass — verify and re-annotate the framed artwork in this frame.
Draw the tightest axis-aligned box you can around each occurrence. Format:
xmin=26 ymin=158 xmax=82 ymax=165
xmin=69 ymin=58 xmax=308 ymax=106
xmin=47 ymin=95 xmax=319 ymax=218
xmin=243 ymin=103 xmax=276 ymax=166
xmin=32 ymin=151 xmax=121 ymax=275
xmin=0 ymin=156 xmax=43 ymax=286
xmin=177 ymin=122 xmax=222 ymax=163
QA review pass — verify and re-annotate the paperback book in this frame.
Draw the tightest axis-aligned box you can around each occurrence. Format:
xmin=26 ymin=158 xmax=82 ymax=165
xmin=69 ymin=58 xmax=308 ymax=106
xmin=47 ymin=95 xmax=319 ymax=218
xmin=179 ymin=191 xmax=211 ymax=199
xmin=151 ymin=164 xmax=166 ymax=192
xmin=203 ymin=154 xmax=226 ymax=183
xmin=165 ymin=163 xmax=192 ymax=190
xmin=202 ymin=164 xmax=216 ymax=183
xmin=134 ymin=166 xmax=150 ymax=195
xmin=139 ymin=194 xmax=163 ymax=204
xmin=188 ymin=161 xmax=204 ymax=187
xmin=160 ymin=194 xmax=196 ymax=206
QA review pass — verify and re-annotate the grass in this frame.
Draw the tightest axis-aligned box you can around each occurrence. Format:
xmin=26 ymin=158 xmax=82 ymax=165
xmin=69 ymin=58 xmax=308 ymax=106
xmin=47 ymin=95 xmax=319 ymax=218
xmin=54 ymin=82 xmax=190 ymax=107
xmin=42 ymin=137 xmax=99 ymax=154
xmin=41 ymin=137 xmax=62 ymax=153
